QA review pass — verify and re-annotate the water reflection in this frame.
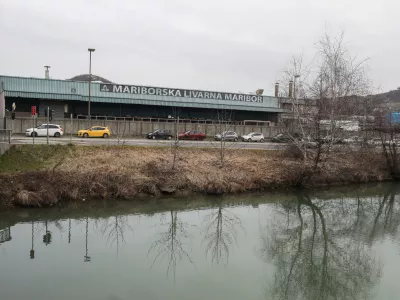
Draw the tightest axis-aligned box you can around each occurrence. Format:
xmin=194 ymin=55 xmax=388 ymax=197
xmin=1 ymin=186 xmax=400 ymax=300
xmin=84 ymin=217 xmax=91 ymax=262
xmin=100 ymin=215 xmax=134 ymax=257
xmin=30 ymin=222 xmax=34 ymax=259
xmin=260 ymin=193 xmax=384 ymax=300
xmin=202 ymin=200 xmax=243 ymax=265
xmin=148 ymin=210 xmax=193 ymax=280
xmin=0 ymin=226 xmax=11 ymax=244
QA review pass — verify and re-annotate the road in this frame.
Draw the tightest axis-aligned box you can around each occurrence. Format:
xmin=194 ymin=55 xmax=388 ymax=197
xmin=11 ymin=136 xmax=287 ymax=150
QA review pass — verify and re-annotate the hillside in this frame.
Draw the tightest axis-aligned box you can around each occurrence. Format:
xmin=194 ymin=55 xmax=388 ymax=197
xmin=372 ymin=88 xmax=400 ymax=110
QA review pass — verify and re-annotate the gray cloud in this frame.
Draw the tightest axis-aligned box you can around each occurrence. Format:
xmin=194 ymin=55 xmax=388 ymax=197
xmin=1 ymin=0 xmax=399 ymax=94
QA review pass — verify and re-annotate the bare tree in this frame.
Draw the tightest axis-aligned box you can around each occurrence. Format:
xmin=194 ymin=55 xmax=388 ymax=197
xmin=170 ymin=107 xmax=182 ymax=171
xmin=116 ymin=120 xmax=128 ymax=146
xmin=279 ymin=31 xmax=373 ymax=184
xmin=209 ymin=107 xmax=246 ymax=168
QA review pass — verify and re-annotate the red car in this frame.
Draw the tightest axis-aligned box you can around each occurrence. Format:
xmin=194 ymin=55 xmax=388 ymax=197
xmin=178 ymin=130 xmax=206 ymax=140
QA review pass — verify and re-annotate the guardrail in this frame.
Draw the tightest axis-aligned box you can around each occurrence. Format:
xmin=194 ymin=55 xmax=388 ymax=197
xmin=0 ymin=129 xmax=11 ymax=143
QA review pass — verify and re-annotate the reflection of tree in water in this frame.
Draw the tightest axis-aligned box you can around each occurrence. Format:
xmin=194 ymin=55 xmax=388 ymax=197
xmin=148 ymin=210 xmax=193 ymax=280
xmin=366 ymin=189 xmax=400 ymax=244
xmin=322 ymin=187 xmax=400 ymax=245
xmin=260 ymin=194 xmax=382 ymax=300
xmin=100 ymin=215 xmax=134 ymax=256
xmin=202 ymin=201 xmax=243 ymax=265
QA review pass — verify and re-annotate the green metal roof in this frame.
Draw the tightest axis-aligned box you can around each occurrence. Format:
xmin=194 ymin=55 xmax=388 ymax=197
xmin=0 ymin=75 xmax=285 ymax=113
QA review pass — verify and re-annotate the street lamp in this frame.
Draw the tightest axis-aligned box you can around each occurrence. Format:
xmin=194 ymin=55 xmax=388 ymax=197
xmin=88 ymin=48 xmax=96 ymax=119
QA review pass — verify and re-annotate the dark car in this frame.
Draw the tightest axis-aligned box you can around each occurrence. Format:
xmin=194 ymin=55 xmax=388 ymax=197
xmin=147 ymin=129 xmax=173 ymax=140
xmin=270 ymin=133 xmax=292 ymax=143
xmin=178 ymin=130 xmax=206 ymax=140
xmin=270 ymin=133 xmax=303 ymax=143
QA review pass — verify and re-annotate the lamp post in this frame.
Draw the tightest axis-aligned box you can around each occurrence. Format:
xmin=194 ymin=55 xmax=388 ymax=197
xmin=88 ymin=48 xmax=96 ymax=120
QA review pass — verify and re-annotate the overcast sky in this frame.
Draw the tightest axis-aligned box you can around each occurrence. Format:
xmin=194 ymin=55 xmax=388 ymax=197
xmin=1 ymin=0 xmax=399 ymax=95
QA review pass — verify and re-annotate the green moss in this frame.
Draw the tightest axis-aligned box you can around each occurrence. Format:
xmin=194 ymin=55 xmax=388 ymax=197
xmin=0 ymin=144 xmax=75 ymax=173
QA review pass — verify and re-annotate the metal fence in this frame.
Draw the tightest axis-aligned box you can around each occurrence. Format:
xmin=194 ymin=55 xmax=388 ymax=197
xmin=0 ymin=129 xmax=11 ymax=143
xmin=75 ymin=115 xmax=273 ymax=125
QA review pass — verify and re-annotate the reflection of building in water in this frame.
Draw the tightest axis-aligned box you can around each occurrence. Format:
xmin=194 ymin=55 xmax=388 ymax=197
xmin=0 ymin=227 xmax=11 ymax=245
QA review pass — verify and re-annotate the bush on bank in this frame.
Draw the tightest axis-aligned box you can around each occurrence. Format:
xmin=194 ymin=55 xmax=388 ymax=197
xmin=0 ymin=144 xmax=389 ymax=210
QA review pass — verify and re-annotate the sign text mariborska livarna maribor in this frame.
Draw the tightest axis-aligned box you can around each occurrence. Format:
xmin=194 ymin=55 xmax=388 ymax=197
xmin=99 ymin=84 xmax=263 ymax=103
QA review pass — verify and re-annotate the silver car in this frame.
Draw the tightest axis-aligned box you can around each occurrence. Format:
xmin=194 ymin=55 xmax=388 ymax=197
xmin=214 ymin=131 xmax=238 ymax=142
xmin=241 ymin=132 xmax=265 ymax=142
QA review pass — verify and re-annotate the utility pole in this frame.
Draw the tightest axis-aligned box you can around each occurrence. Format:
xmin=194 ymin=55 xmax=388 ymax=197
xmin=88 ymin=48 xmax=96 ymax=121
xmin=32 ymin=113 xmax=35 ymax=145
xmin=47 ymin=106 xmax=49 ymax=145
xmin=70 ymin=114 xmax=73 ymax=144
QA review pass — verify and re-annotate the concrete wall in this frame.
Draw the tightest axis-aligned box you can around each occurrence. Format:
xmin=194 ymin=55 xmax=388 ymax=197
xmin=0 ymin=129 xmax=11 ymax=155
xmin=5 ymin=117 xmax=285 ymax=138
xmin=0 ymin=143 xmax=11 ymax=155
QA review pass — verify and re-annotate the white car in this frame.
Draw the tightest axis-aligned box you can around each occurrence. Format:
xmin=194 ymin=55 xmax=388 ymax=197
xmin=25 ymin=124 xmax=64 ymax=137
xmin=241 ymin=132 xmax=264 ymax=142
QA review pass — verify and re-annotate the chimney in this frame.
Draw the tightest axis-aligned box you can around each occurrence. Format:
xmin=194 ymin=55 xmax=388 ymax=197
xmin=274 ymin=82 xmax=279 ymax=97
xmin=44 ymin=66 xmax=51 ymax=79
xmin=288 ymin=80 xmax=293 ymax=98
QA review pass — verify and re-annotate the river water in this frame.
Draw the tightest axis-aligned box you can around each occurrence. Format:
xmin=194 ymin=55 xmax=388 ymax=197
xmin=1 ymin=184 xmax=400 ymax=300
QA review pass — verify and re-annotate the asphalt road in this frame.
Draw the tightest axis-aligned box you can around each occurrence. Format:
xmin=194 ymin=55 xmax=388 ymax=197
xmin=11 ymin=136 xmax=287 ymax=150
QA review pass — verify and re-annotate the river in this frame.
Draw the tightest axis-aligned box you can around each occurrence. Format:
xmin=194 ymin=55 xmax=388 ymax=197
xmin=0 ymin=184 xmax=399 ymax=300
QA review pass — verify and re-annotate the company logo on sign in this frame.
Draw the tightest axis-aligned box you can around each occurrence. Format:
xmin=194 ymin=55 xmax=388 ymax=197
xmin=99 ymin=84 xmax=263 ymax=103
xmin=100 ymin=85 xmax=109 ymax=92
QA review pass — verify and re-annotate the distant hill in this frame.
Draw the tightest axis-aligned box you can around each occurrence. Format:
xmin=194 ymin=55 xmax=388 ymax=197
xmin=69 ymin=74 xmax=112 ymax=84
xmin=371 ymin=89 xmax=400 ymax=110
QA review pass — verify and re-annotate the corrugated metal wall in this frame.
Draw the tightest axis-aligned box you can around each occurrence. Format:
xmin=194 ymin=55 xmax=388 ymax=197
xmin=0 ymin=75 xmax=284 ymax=113
xmin=39 ymin=101 xmax=65 ymax=119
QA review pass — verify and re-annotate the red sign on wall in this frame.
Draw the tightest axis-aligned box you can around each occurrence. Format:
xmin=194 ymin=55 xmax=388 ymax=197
xmin=31 ymin=106 xmax=36 ymax=116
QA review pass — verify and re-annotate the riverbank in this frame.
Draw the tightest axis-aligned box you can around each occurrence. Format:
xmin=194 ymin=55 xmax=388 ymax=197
xmin=0 ymin=144 xmax=389 ymax=210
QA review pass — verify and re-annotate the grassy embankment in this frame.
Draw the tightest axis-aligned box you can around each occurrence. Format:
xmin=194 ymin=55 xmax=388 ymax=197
xmin=0 ymin=144 xmax=389 ymax=210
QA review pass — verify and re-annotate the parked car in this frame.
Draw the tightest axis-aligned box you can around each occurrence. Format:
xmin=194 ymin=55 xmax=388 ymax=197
xmin=147 ymin=129 xmax=173 ymax=140
xmin=320 ymin=135 xmax=342 ymax=144
xmin=214 ymin=131 xmax=238 ymax=142
xmin=25 ymin=124 xmax=63 ymax=137
xmin=78 ymin=126 xmax=110 ymax=138
xmin=270 ymin=133 xmax=292 ymax=143
xmin=384 ymin=139 xmax=400 ymax=146
xmin=178 ymin=130 xmax=206 ymax=140
xmin=241 ymin=132 xmax=265 ymax=142
xmin=342 ymin=136 xmax=362 ymax=144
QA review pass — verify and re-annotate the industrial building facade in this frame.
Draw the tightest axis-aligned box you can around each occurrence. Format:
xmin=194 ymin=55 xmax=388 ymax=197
xmin=0 ymin=75 xmax=285 ymax=122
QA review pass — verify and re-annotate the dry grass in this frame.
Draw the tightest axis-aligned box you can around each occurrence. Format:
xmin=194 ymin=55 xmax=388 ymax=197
xmin=0 ymin=145 xmax=390 ymax=210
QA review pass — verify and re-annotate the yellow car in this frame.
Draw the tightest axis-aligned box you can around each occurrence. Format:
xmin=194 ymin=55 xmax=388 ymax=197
xmin=78 ymin=126 xmax=111 ymax=138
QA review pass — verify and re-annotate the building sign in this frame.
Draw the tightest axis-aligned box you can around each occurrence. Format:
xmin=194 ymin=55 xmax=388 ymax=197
xmin=100 ymin=84 xmax=263 ymax=103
